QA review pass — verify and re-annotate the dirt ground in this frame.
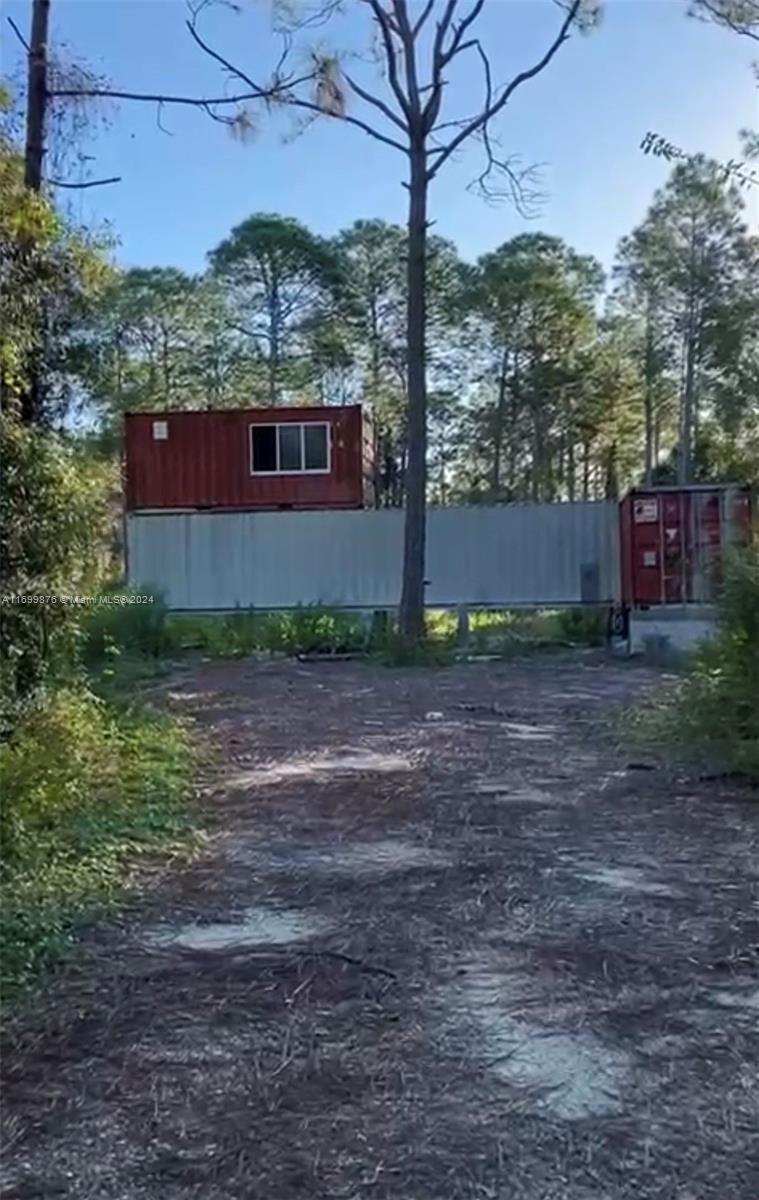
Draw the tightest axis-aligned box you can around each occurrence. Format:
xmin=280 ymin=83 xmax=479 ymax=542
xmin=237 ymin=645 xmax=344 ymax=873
xmin=2 ymin=652 xmax=759 ymax=1200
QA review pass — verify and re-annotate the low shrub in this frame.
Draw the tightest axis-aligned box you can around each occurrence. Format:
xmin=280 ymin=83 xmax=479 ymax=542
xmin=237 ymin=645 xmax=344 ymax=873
xmin=466 ymin=609 xmax=574 ymax=658
xmin=0 ymin=685 xmax=193 ymax=1003
xmin=630 ymin=543 xmax=759 ymax=781
xmin=0 ymin=417 xmax=117 ymax=711
xmin=165 ymin=612 xmax=262 ymax=658
xmin=167 ymin=606 xmax=369 ymax=658
xmin=375 ymin=629 xmax=454 ymax=667
xmin=261 ymin=607 xmax=369 ymax=655
xmin=81 ymin=589 xmax=172 ymax=664
xmin=556 ymin=606 xmax=608 ymax=646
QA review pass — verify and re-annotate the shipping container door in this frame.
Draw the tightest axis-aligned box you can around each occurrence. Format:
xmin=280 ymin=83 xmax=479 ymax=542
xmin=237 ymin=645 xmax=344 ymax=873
xmin=631 ymin=494 xmax=664 ymax=604
xmin=690 ymin=491 xmax=722 ymax=603
xmin=660 ymin=493 xmax=688 ymax=603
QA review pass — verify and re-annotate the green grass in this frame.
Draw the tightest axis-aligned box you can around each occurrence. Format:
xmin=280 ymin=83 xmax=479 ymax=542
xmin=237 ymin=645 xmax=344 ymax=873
xmin=166 ymin=607 xmax=370 ymax=658
xmin=0 ymin=685 xmax=195 ymax=1007
xmin=459 ymin=607 xmax=607 ymax=658
xmin=78 ymin=587 xmax=609 ymax=671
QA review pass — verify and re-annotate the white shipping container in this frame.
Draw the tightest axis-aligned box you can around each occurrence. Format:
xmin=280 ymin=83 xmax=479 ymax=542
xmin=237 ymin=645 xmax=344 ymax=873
xmin=125 ymin=503 xmax=620 ymax=611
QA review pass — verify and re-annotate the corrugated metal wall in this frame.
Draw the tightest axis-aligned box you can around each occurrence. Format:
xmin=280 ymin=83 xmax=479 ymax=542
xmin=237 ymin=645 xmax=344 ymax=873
xmin=126 ymin=503 xmax=620 ymax=610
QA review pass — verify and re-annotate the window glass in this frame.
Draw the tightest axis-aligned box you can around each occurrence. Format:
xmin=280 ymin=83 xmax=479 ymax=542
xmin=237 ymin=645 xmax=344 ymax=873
xmin=304 ymin=424 xmax=328 ymax=470
xmin=278 ymin=425 xmax=302 ymax=471
xmin=252 ymin=425 xmax=276 ymax=472
xmin=250 ymin=422 xmax=330 ymax=474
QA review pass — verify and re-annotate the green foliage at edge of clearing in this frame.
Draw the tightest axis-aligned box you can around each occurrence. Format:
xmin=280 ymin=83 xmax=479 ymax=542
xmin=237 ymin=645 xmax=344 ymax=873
xmin=0 ymin=686 xmax=195 ymax=1009
xmin=629 ymin=541 xmax=759 ymax=782
xmin=85 ymin=596 xmax=609 ymax=668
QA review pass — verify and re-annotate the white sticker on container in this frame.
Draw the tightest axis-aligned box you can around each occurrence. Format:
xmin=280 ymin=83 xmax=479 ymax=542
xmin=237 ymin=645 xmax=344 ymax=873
xmin=634 ymin=498 xmax=658 ymax=523
xmin=152 ymin=420 xmax=168 ymax=441
xmin=643 ymin=550 xmax=657 ymax=567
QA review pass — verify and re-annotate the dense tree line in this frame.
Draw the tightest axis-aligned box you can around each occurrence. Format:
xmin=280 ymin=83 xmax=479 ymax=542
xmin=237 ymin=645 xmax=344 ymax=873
xmin=63 ymin=159 xmax=757 ymax=504
xmin=5 ymin=88 xmax=757 ymax=515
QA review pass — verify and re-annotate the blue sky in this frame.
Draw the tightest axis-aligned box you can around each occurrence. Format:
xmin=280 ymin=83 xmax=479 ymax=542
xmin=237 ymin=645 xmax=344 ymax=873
xmin=3 ymin=0 xmax=757 ymax=277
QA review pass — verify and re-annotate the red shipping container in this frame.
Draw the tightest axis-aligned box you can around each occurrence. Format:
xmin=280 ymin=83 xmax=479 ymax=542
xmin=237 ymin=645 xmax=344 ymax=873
xmin=619 ymin=484 xmax=752 ymax=608
xmin=125 ymin=405 xmax=372 ymax=512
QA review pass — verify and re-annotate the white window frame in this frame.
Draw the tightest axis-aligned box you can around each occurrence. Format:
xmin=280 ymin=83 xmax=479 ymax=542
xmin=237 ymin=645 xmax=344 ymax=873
xmin=249 ymin=421 xmax=331 ymax=476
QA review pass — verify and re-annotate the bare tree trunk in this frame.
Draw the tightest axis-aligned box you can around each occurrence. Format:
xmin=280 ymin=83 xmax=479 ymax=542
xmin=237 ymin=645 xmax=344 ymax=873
xmin=24 ymin=0 xmax=50 ymax=192
xmin=567 ymin=435 xmax=576 ymax=502
xmin=396 ymin=442 xmax=406 ymax=507
xmin=692 ymin=326 xmax=703 ymax=468
xmin=398 ymin=149 xmax=427 ymax=643
xmin=582 ymin=440 xmax=591 ymax=500
xmin=268 ymin=278 xmax=281 ymax=406
xmin=604 ymin=441 xmax=619 ymax=500
xmin=369 ymin=296 xmax=384 ymax=508
xmin=557 ymin=434 xmax=564 ymax=496
xmin=115 ymin=335 xmax=124 ymax=408
xmin=644 ymin=292 xmax=655 ymax=486
xmin=491 ymin=347 xmax=509 ymax=500
xmin=680 ymin=327 xmax=696 ymax=484
xmin=20 ymin=0 xmax=51 ymax=424
xmin=507 ymin=352 xmax=521 ymax=497
xmin=530 ymin=410 xmax=542 ymax=502
xmin=679 ymin=225 xmax=698 ymax=484
xmin=161 ymin=326 xmax=171 ymax=404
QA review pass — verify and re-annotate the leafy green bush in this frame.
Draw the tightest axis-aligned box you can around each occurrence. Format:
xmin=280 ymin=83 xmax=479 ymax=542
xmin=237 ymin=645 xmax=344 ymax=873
xmin=465 ymin=609 xmax=576 ymax=658
xmin=81 ymin=589 xmax=172 ymax=664
xmin=260 ymin=607 xmax=368 ymax=655
xmin=0 ymin=686 xmax=193 ymax=1002
xmin=0 ymin=416 xmax=116 ymax=717
xmin=167 ymin=606 xmax=369 ymax=658
xmin=630 ymin=543 xmax=759 ymax=780
xmin=375 ymin=630 xmax=454 ymax=667
xmin=556 ymin=606 xmax=608 ymax=646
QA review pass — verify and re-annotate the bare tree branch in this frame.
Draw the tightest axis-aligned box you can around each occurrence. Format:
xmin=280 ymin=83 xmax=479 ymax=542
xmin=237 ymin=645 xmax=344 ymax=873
xmin=286 ymin=94 xmax=407 ymax=152
xmin=156 ymin=101 xmax=174 ymax=136
xmin=438 ymin=0 xmax=486 ymax=70
xmin=412 ymin=0 xmax=436 ymax=36
xmin=6 ymin=15 xmax=30 ymax=52
xmin=362 ymin=0 xmax=412 ymax=118
xmin=427 ymin=0 xmax=581 ymax=179
xmin=430 ymin=0 xmax=459 ymax=80
xmin=391 ymin=0 xmax=423 ymax=116
xmin=48 ymin=86 xmax=284 ymax=107
xmin=185 ymin=2 xmax=409 ymax=150
xmin=185 ymin=16 xmax=261 ymax=93
xmin=49 ymin=175 xmax=121 ymax=188
xmin=427 ymin=39 xmax=539 ymax=212
xmin=48 ymin=4 xmax=314 ymax=117
xmin=693 ymin=0 xmax=759 ymax=42
xmin=343 ymin=71 xmax=408 ymax=132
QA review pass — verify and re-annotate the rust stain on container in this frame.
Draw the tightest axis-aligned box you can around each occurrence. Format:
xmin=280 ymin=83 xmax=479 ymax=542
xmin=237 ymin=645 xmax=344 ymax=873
xmin=125 ymin=405 xmax=371 ymax=512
